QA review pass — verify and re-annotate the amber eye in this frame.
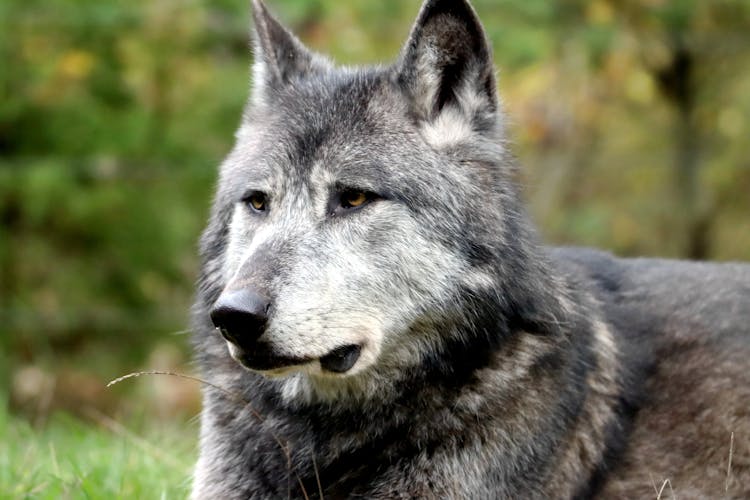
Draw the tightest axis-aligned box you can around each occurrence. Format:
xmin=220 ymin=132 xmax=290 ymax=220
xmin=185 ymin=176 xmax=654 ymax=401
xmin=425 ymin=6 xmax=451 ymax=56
xmin=340 ymin=190 xmax=369 ymax=209
xmin=244 ymin=192 xmax=267 ymax=212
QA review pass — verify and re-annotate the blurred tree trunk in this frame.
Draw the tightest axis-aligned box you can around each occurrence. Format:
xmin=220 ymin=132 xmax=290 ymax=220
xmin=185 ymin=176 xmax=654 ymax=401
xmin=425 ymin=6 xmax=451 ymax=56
xmin=0 ymin=190 xmax=20 ymax=325
xmin=656 ymin=41 xmax=711 ymax=259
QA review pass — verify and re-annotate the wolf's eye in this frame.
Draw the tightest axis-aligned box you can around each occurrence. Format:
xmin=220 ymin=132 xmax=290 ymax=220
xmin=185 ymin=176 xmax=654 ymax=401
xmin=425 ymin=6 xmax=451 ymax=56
xmin=243 ymin=192 xmax=268 ymax=213
xmin=330 ymin=188 xmax=381 ymax=217
xmin=340 ymin=190 xmax=369 ymax=209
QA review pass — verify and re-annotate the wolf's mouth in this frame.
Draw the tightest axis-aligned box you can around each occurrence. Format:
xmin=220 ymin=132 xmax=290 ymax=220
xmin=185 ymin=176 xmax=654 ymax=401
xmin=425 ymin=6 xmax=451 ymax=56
xmin=234 ymin=347 xmax=312 ymax=372
xmin=226 ymin=337 xmax=362 ymax=375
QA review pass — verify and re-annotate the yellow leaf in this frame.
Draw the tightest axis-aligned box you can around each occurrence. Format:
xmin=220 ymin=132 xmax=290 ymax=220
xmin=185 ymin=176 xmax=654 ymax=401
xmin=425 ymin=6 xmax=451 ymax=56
xmin=587 ymin=1 xmax=614 ymax=25
xmin=58 ymin=50 xmax=96 ymax=81
xmin=718 ymin=108 xmax=744 ymax=139
xmin=625 ymin=70 xmax=656 ymax=105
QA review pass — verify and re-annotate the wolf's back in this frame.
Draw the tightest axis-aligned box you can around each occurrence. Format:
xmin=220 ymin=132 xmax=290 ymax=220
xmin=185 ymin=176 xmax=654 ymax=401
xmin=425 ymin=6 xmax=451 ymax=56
xmin=552 ymin=246 xmax=750 ymax=498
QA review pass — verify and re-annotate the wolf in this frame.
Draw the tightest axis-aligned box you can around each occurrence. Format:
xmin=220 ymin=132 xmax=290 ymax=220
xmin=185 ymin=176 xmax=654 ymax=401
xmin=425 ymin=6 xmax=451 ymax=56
xmin=191 ymin=0 xmax=750 ymax=498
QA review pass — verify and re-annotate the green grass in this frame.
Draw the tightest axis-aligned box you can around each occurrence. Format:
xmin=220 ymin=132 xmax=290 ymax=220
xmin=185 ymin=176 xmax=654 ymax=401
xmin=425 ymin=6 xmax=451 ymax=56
xmin=0 ymin=399 xmax=196 ymax=500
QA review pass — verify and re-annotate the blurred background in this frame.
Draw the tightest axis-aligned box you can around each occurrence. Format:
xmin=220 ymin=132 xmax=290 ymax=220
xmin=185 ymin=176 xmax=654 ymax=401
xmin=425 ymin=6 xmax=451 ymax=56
xmin=1 ymin=0 xmax=749 ymax=496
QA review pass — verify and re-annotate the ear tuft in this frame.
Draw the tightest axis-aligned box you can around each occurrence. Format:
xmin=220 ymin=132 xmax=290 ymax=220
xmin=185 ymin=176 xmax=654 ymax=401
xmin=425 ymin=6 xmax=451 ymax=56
xmin=250 ymin=0 xmax=330 ymax=103
xmin=398 ymin=0 xmax=497 ymax=123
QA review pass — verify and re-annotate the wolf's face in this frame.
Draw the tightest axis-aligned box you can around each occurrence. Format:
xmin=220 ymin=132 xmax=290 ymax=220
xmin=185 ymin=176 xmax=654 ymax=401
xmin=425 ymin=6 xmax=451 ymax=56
xmin=204 ymin=0 xmax=511 ymax=383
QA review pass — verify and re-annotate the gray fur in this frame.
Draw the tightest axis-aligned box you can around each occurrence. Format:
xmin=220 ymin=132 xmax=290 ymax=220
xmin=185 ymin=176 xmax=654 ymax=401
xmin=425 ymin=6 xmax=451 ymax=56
xmin=191 ymin=0 xmax=750 ymax=498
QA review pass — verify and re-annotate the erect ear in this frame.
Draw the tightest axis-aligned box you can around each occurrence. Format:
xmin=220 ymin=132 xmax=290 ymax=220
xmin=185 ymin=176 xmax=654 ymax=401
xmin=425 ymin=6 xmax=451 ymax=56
xmin=398 ymin=0 xmax=498 ymax=123
xmin=250 ymin=0 xmax=330 ymax=103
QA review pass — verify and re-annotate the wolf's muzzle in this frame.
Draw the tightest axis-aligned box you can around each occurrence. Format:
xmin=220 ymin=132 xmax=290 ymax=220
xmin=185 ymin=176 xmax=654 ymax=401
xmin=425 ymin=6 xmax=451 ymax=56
xmin=211 ymin=290 xmax=364 ymax=375
xmin=210 ymin=288 xmax=271 ymax=350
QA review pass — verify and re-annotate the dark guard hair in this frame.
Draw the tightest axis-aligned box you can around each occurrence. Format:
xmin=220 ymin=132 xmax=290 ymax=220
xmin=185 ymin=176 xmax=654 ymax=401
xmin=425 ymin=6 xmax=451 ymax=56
xmin=190 ymin=1 xmax=750 ymax=499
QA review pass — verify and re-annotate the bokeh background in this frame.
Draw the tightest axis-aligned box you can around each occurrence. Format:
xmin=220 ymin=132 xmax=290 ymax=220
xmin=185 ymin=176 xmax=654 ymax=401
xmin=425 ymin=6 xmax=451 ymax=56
xmin=1 ymin=0 xmax=749 ymax=496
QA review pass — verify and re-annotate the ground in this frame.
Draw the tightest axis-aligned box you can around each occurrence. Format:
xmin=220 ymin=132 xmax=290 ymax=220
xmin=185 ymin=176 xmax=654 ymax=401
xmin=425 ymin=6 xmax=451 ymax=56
xmin=0 ymin=396 xmax=195 ymax=500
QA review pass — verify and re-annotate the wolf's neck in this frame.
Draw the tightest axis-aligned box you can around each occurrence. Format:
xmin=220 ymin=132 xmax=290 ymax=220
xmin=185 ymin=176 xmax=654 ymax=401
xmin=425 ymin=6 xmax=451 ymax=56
xmin=267 ymin=282 xmax=627 ymax=498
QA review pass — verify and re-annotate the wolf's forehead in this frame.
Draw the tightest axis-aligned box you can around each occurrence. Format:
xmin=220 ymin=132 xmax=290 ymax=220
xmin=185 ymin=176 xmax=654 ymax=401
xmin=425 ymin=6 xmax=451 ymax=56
xmin=261 ymin=72 xmax=403 ymax=172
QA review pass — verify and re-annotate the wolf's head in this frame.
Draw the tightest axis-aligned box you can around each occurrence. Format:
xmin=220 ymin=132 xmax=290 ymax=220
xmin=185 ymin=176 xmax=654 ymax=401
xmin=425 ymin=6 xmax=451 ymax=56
xmin=197 ymin=0 xmax=540 ymax=396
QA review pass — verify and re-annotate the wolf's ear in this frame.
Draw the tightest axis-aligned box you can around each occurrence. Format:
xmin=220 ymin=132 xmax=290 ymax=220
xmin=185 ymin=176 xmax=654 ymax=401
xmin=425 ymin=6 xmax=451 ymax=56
xmin=398 ymin=0 xmax=497 ymax=123
xmin=250 ymin=0 xmax=329 ymax=103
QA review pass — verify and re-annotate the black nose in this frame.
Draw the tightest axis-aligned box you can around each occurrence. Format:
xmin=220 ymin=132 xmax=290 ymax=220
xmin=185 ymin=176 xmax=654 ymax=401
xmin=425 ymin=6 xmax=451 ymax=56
xmin=210 ymin=289 xmax=271 ymax=348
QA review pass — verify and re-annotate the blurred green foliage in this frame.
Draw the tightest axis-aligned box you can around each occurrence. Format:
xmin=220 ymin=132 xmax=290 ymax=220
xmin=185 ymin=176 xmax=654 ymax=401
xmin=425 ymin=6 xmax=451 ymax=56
xmin=1 ymin=0 xmax=749 ymax=412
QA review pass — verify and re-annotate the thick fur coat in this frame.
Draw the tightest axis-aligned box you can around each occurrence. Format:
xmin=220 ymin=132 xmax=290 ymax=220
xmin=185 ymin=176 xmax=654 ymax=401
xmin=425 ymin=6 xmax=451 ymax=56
xmin=191 ymin=1 xmax=750 ymax=498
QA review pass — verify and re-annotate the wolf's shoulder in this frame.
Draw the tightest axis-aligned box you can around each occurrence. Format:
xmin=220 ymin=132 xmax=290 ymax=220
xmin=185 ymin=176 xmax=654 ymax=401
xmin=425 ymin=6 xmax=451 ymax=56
xmin=548 ymin=246 xmax=750 ymax=340
xmin=550 ymin=245 xmax=749 ymax=283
